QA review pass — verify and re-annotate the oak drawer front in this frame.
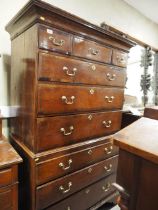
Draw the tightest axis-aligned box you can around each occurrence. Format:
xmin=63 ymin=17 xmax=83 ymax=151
xmin=73 ymin=37 xmax=112 ymax=63
xmin=39 ymin=26 xmax=72 ymax=54
xmin=38 ymin=51 xmax=126 ymax=87
xmin=37 ymin=84 xmax=124 ymax=115
xmin=112 ymin=50 xmax=128 ymax=67
xmin=0 ymin=186 xmax=13 ymax=210
xmin=36 ymin=156 xmax=118 ymax=210
xmin=45 ymin=174 xmax=116 ymax=210
xmin=36 ymin=141 xmax=118 ymax=185
xmin=0 ymin=168 xmax=12 ymax=187
xmin=36 ymin=111 xmax=121 ymax=152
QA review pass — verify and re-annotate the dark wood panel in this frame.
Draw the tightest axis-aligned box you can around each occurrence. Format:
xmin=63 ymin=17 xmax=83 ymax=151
xmin=37 ymin=84 xmax=124 ymax=115
xmin=73 ymin=36 xmax=112 ymax=63
xmin=36 ymin=156 xmax=118 ymax=209
xmin=36 ymin=141 xmax=118 ymax=185
xmin=38 ymin=51 xmax=126 ymax=87
xmin=36 ymin=111 xmax=121 ymax=152
xmin=45 ymin=174 xmax=116 ymax=210
xmin=136 ymin=159 xmax=158 ymax=210
xmin=39 ymin=25 xmax=72 ymax=54
xmin=10 ymin=24 xmax=37 ymax=152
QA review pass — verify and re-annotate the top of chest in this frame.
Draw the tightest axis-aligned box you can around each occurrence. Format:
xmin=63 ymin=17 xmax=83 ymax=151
xmin=5 ymin=0 xmax=135 ymax=51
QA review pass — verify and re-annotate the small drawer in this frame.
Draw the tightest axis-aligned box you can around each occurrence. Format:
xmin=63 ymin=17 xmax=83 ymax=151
xmin=36 ymin=156 xmax=118 ymax=210
xmin=45 ymin=174 xmax=116 ymax=210
xmin=73 ymin=37 xmax=112 ymax=63
xmin=112 ymin=50 xmax=128 ymax=67
xmin=36 ymin=111 xmax=121 ymax=152
xmin=0 ymin=168 xmax=12 ymax=187
xmin=37 ymin=84 xmax=124 ymax=115
xmin=38 ymin=51 xmax=126 ymax=87
xmin=36 ymin=141 xmax=118 ymax=185
xmin=38 ymin=26 xmax=72 ymax=54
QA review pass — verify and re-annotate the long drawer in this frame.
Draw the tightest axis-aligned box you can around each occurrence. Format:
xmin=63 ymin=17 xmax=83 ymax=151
xmin=36 ymin=111 xmax=121 ymax=152
xmin=45 ymin=174 xmax=116 ymax=210
xmin=38 ymin=51 xmax=126 ymax=87
xmin=37 ymin=84 xmax=124 ymax=115
xmin=36 ymin=156 xmax=118 ymax=210
xmin=73 ymin=37 xmax=112 ymax=63
xmin=36 ymin=141 xmax=118 ymax=185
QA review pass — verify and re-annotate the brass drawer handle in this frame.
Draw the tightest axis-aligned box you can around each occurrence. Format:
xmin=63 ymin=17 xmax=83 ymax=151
xmin=104 ymin=164 xmax=112 ymax=172
xmin=102 ymin=182 xmax=111 ymax=192
xmin=88 ymin=149 xmax=93 ymax=155
xmin=102 ymin=120 xmax=112 ymax=128
xmin=105 ymin=145 xmax=113 ymax=154
xmin=106 ymin=73 xmax=116 ymax=81
xmin=63 ymin=66 xmax=77 ymax=76
xmin=116 ymin=56 xmax=126 ymax=64
xmin=60 ymin=126 xmax=74 ymax=136
xmin=88 ymin=115 xmax=93 ymax=120
xmin=89 ymin=48 xmax=99 ymax=55
xmin=105 ymin=96 xmax=115 ymax=103
xmin=62 ymin=96 xmax=75 ymax=104
xmin=59 ymin=159 xmax=72 ymax=170
xmin=59 ymin=182 xmax=72 ymax=194
xmin=49 ymin=36 xmax=65 ymax=46
xmin=88 ymin=167 xmax=93 ymax=173
xmin=90 ymin=89 xmax=95 ymax=94
xmin=85 ymin=189 xmax=90 ymax=194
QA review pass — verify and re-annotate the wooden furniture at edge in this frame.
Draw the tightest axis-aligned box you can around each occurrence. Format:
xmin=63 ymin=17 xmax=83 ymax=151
xmin=113 ymin=117 xmax=158 ymax=210
xmin=0 ymin=115 xmax=22 ymax=210
xmin=5 ymin=1 xmax=135 ymax=210
xmin=144 ymin=106 xmax=158 ymax=120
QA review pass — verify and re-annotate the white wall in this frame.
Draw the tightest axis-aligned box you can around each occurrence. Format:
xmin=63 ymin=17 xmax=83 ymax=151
xmin=44 ymin=0 xmax=158 ymax=49
xmin=0 ymin=0 xmax=29 ymax=106
xmin=1 ymin=0 xmax=158 ymax=133
xmin=125 ymin=45 xmax=155 ymax=106
xmin=0 ymin=0 xmax=29 ymax=135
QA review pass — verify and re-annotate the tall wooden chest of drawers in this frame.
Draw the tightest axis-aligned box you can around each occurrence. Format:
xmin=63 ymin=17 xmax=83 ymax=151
xmin=6 ymin=1 xmax=135 ymax=209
